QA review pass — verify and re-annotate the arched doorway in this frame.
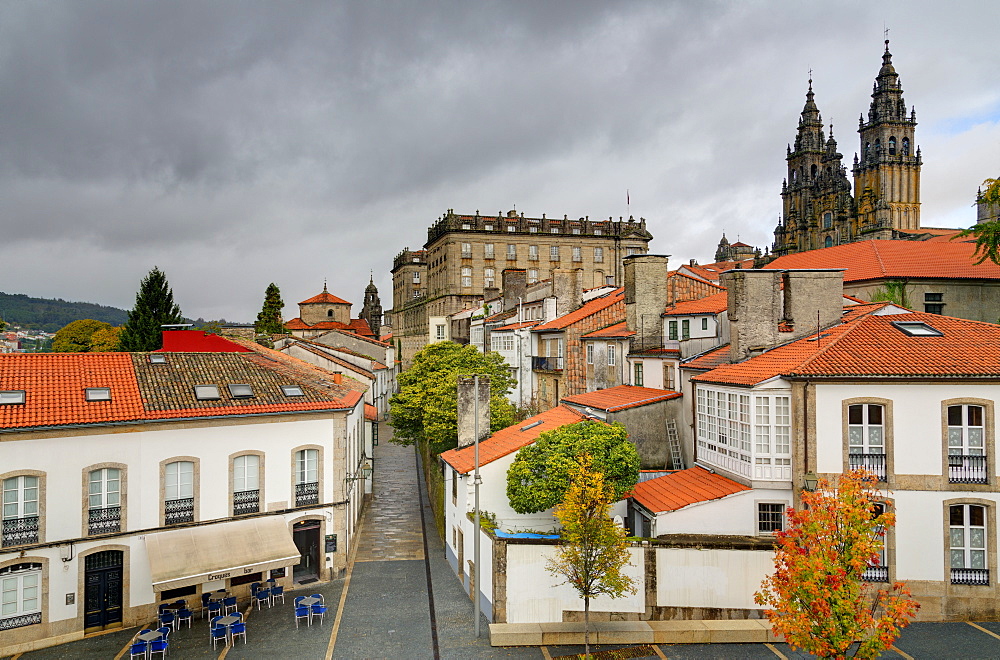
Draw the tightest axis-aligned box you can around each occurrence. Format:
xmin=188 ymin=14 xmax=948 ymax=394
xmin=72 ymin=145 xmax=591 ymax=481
xmin=84 ymin=550 xmax=123 ymax=632
xmin=292 ymin=520 xmax=321 ymax=583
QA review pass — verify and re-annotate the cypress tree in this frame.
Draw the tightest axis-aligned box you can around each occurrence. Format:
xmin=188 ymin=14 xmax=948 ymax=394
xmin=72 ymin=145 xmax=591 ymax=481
xmin=254 ymin=283 xmax=286 ymax=335
xmin=118 ymin=267 xmax=185 ymax=351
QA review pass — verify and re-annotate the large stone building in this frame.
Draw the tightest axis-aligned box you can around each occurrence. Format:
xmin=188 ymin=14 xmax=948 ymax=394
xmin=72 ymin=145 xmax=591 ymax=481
xmin=389 ymin=209 xmax=652 ymax=365
xmin=772 ymin=41 xmax=925 ymax=256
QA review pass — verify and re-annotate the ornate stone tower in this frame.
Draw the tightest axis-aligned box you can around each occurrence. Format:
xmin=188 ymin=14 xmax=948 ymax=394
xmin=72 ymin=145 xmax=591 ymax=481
xmin=773 ymin=80 xmax=854 ymax=255
xmin=360 ymin=274 xmax=382 ymax=339
xmin=852 ymin=40 xmax=921 ymax=235
xmin=714 ymin=233 xmax=731 ymax=262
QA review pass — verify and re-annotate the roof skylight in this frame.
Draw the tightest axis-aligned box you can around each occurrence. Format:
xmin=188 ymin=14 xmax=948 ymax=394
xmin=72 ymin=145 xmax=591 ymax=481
xmin=194 ymin=385 xmax=221 ymax=401
xmin=85 ymin=387 xmax=111 ymax=402
xmin=892 ymin=321 xmax=943 ymax=337
xmin=0 ymin=390 xmax=26 ymax=405
xmin=148 ymin=354 xmax=167 ymax=364
xmin=227 ymin=384 xmax=254 ymax=398
xmin=281 ymin=385 xmax=305 ymax=397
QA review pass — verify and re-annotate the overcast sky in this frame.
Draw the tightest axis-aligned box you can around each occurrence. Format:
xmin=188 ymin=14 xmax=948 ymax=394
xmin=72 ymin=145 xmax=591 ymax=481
xmin=1 ymin=1 xmax=997 ymax=323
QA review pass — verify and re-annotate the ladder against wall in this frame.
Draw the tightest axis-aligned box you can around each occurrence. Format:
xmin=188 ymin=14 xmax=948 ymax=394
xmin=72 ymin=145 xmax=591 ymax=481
xmin=666 ymin=419 xmax=684 ymax=470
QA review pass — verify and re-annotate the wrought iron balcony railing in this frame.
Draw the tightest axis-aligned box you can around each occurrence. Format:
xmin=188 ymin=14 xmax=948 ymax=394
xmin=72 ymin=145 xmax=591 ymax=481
xmin=951 ymin=567 xmax=989 ymax=585
xmin=88 ymin=506 xmax=122 ymax=535
xmin=862 ymin=565 xmax=888 ymax=582
xmin=1 ymin=516 xmax=39 ymax=547
xmin=164 ymin=498 xmax=194 ymax=525
xmin=848 ymin=453 xmax=887 ymax=481
xmin=296 ymin=482 xmax=320 ymax=507
xmin=233 ymin=489 xmax=260 ymax=515
xmin=948 ymin=454 xmax=988 ymax=484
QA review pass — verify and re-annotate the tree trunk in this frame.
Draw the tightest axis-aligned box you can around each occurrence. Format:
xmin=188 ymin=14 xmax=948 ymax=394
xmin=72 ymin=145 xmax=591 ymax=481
xmin=584 ymin=594 xmax=590 ymax=659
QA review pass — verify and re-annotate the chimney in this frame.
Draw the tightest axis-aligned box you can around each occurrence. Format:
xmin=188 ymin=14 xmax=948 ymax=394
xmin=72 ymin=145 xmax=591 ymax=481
xmin=333 ymin=372 xmax=343 ymax=385
xmin=624 ymin=254 xmax=670 ymax=349
xmin=722 ymin=269 xmax=782 ymax=362
xmin=552 ymin=269 xmax=583 ymax=318
xmin=781 ymin=269 xmax=845 ymax=342
xmin=457 ymin=375 xmax=490 ymax=448
xmin=501 ymin=269 xmax=527 ymax=313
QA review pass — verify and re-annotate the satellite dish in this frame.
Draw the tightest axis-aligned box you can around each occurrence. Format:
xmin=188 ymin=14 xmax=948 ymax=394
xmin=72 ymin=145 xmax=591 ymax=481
xmin=613 ymin=515 xmax=625 ymax=529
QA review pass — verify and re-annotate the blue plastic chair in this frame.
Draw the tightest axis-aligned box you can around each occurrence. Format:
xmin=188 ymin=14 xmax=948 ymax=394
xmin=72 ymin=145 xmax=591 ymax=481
xmin=177 ymin=607 xmax=193 ymax=628
xmin=271 ymin=585 xmax=285 ymax=605
xmin=311 ymin=603 xmax=328 ymax=626
xmin=230 ymin=621 xmax=247 ymax=644
xmin=201 ymin=592 xmax=212 ymax=618
xmin=294 ymin=605 xmax=311 ymax=628
xmin=249 ymin=581 xmax=261 ymax=596
xmin=310 ymin=593 xmax=324 ymax=604
xmin=149 ymin=639 xmax=168 ymax=659
xmin=207 ymin=600 xmax=223 ymax=619
xmin=211 ymin=615 xmax=225 ymax=628
xmin=223 ymin=595 xmax=238 ymax=615
xmin=129 ymin=642 xmax=148 ymax=659
xmin=157 ymin=625 xmax=171 ymax=640
xmin=210 ymin=625 xmax=228 ymax=649
xmin=294 ymin=595 xmax=305 ymax=606
xmin=254 ymin=588 xmax=271 ymax=609
xmin=158 ymin=611 xmax=176 ymax=631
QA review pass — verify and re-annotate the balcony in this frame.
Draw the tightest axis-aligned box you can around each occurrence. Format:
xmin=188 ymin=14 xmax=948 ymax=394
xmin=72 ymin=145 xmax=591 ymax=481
xmin=164 ymin=497 xmax=194 ymax=525
xmin=233 ymin=489 xmax=261 ymax=516
xmin=296 ymin=481 xmax=320 ymax=507
xmin=948 ymin=454 xmax=988 ymax=484
xmin=951 ymin=567 xmax=989 ymax=585
xmin=848 ymin=453 xmax=887 ymax=481
xmin=531 ymin=356 xmax=564 ymax=372
xmin=88 ymin=506 xmax=122 ymax=535
xmin=1 ymin=516 xmax=39 ymax=547
xmin=862 ymin=565 xmax=889 ymax=582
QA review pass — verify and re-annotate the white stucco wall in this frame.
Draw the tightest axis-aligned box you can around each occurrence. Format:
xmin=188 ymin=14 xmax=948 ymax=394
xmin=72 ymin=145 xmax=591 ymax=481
xmin=652 ymin=488 xmax=791 ymax=537
xmin=656 ymin=546 xmax=772 ymax=610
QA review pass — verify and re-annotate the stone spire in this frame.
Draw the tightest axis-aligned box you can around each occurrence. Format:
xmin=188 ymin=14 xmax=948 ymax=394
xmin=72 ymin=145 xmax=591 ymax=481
xmin=360 ymin=273 xmax=383 ymax=339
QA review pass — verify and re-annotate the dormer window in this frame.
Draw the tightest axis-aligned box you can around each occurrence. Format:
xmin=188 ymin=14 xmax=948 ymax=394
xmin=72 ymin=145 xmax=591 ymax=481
xmin=227 ymin=384 xmax=254 ymax=398
xmin=892 ymin=321 xmax=943 ymax=337
xmin=148 ymin=354 xmax=167 ymax=364
xmin=194 ymin=385 xmax=221 ymax=401
xmin=85 ymin=388 xmax=112 ymax=402
xmin=281 ymin=385 xmax=305 ymax=397
xmin=0 ymin=390 xmax=26 ymax=405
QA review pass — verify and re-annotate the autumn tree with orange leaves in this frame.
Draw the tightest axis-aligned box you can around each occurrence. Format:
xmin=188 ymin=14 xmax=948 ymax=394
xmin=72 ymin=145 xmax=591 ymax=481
xmin=755 ymin=470 xmax=919 ymax=659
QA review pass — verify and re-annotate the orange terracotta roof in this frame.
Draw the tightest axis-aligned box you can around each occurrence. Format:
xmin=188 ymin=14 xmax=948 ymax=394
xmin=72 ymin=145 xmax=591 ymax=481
xmin=484 ymin=309 xmax=517 ymax=323
xmin=299 ymin=290 xmax=352 ymax=305
xmin=692 ymin=306 xmax=1000 ymax=386
xmin=494 ymin=321 xmax=539 ymax=331
xmin=532 ymin=289 xmax=624 ymax=331
xmin=284 ymin=317 xmax=375 ymax=337
xmin=582 ymin=322 xmax=634 ymax=339
xmin=562 ymin=385 xmax=680 ymax=412
xmin=681 ymin=345 xmax=731 ymax=370
xmin=667 ymin=270 xmax=726 ymax=290
xmin=439 ymin=405 xmax=589 ymax=474
xmin=631 ymin=466 xmax=750 ymax=513
xmin=766 ymin=240 xmax=1000 ymax=282
xmin=365 ymin=403 xmax=378 ymax=421
xmin=663 ymin=291 xmax=728 ymax=316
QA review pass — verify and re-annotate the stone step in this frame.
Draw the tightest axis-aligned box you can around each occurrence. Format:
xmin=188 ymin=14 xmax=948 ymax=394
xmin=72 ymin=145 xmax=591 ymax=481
xmin=489 ymin=619 xmax=782 ymax=646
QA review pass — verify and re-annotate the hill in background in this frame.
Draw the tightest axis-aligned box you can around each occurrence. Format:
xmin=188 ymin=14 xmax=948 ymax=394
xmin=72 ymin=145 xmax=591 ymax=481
xmin=0 ymin=291 xmax=129 ymax=333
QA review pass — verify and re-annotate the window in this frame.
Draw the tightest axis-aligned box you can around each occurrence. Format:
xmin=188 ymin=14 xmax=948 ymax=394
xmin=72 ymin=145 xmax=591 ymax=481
xmin=594 ymin=229 xmax=603 ymax=236
xmin=233 ymin=455 xmax=260 ymax=515
xmin=484 ymin=243 xmax=494 ymax=259
xmin=507 ymin=225 xmax=516 ymax=232
xmin=758 ymin=503 xmax=784 ymax=534
xmin=550 ymin=245 xmax=560 ymax=260
xmin=2 ymin=476 xmax=39 ymax=547
xmin=435 ymin=324 xmax=446 ymax=340
xmin=281 ymin=385 xmax=304 ymax=397
xmin=863 ymin=503 xmax=889 ymax=582
xmin=0 ymin=563 xmax=41 ymax=629
xmin=484 ymin=268 xmax=495 ymax=287
xmin=606 ymin=275 xmax=614 ymax=286
xmin=924 ymin=292 xmax=944 ymax=315
xmin=663 ymin=364 xmax=674 ymax=391
xmin=571 ymin=227 xmax=580 ymax=235
xmin=412 ymin=272 xmax=420 ymax=284
xmin=194 ymin=385 xmax=220 ymax=401
xmin=607 ymin=344 xmax=615 ymax=366
xmin=901 ymin=137 xmax=910 ymax=156
xmin=528 ymin=269 xmax=538 ymax=284
xmin=633 ymin=363 xmax=643 ymax=386
xmin=823 ymin=212 xmax=832 ymax=229
xmin=148 ymin=354 xmax=167 ymax=364
xmin=507 ymin=244 xmax=516 ymax=259
xmin=950 ymin=504 xmax=988 ymax=584
xmin=491 ymin=334 xmax=514 ymax=352
xmin=586 ymin=344 xmax=594 ymax=364
xmin=88 ymin=468 xmax=121 ymax=535
xmin=85 ymin=387 xmax=111 ymax=402
xmin=848 ymin=404 xmax=886 ymax=480
xmin=948 ymin=405 xmax=986 ymax=484
xmin=701 ymin=317 xmax=708 ymax=331
xmin=681 ymin=320 xmax=690 ymax=340
xmin=485 ymin=223 xmax=494 ymax=231
xmin=460 ymin=267 xmax=472 ymax=288
xmin=825 ymin=236 xmax=833 ymax=248
xmin=888 ymin=136 xmax=896 ymax=156
xmin=529 ymin=245 xmax=538 ymax=261
xmin=626 ymin=247 xmax=640 ymax=256
xmin=529 ymin=226 xmax=538 ymax=233
xmin=594 ymin=247 xmax=603 ymax=262
xmin=452 ymin=470 xmax=458 ymax=505
xmin=227 ymin=384 xmax=254 ymax=398
xmin=0 ymin=391 xmax=26 ymax=405
xmin=892 ymin=321 xmax=943 ymax=337
xmin=295 ymin=449 xmax=319 ymax=506
xmin=461 ymin=223 xmax=471 ymax=230
xmin=164 ymin=461 xmax=194 ymax=525
xmin=668 ymin=320 xmax=678 ymax=340
xmin=461 ymin=243 xmax=472 ymax=258
xmin=470 ymin=327 xmax=483 ymax=346
xmin=572 ymin=247 xmax=582 ymax=262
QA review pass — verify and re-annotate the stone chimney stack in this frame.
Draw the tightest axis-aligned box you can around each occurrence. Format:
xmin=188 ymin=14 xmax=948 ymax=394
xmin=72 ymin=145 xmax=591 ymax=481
xmin=723 ymin=268 xmax=845 ymax=362
xmin=457 ymin=376 xmax=490 ymax=449
xmin=552 ymin=269 xmax=583 ymax=319
xmin=624 ymin=254 xmax=670 ymax=350
xmin=502 ymin=269 xmax=527 ymax=313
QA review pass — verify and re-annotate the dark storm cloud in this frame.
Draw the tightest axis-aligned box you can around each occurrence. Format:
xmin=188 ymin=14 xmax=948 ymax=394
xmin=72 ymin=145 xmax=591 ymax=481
xmin=0 ymin=1 xmax=996 ymax=321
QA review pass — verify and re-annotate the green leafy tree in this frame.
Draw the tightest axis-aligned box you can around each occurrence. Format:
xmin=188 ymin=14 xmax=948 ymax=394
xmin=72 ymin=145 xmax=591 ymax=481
xmin=52 ymin=319 xmax=113 ymax=352
xmin=254 ymin=283 xmax=286 ymax=335
xmin=755 ymin=470 xmax=919 ymax=659
xmin=389 ymin=341 xmax=515 ymax=454
xmin=868 ymin=280 xmax=911 ymax=308
xmin=507 ymin=420 xmax=640 ymax=515
xmin=89 ymin=325 xmax=122 ymax=352
xmin=954 ymin=177 xmax=1000 ymax=265
xmin=546 ymin=455 xmax=637 ymax=659
xmin=118 ymin=267 xmax=185 ymax=352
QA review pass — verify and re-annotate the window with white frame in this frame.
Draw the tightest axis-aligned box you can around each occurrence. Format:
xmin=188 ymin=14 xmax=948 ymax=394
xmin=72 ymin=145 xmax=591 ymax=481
xmin=950 ymin=504 xmax=988 ymax=585
xmin=608 ymin=344 xmax=616 ymax=366
xmin=528 ymin=269 xmax=538 ymax=284
xmin=412 ymin=271 xmax=420 ymax=284
xmin=948 ymin=405 xmax=985 ymax=457
xmin=470 ymin=326 xmax=484 ymax=346
xmin=233 ymin=455 xmax=260 ymax=515
xmin=848 ymin=404 xmax=886 ymax=479
xmin=164 ymin=461 xmax=194 ymax=525
xmin=863 ymin=503 xmax=889 ymax=582
xmin=435 ymin=324 xmax=446 ymax=340
xmin=0 ymin=563 xmax=41 ymax=629
xmin=594 ymin=247 xmax=604 ymax=262
xmin=529 ymin=245 xmax=538 ymax=261
xmin=484 ymin=268 xmax=495 ymax=287
xmin=461 ymin=242 xmax=472 ymax=258
xmin=699 ymin=388 xmax=787 ymax=480
xmin=586 ymin=344 xmax=594 ymax=364
xmin=701 ymin=317 xmax=708 ymax=330
xmin=529 ymin=226 xmax=538 ymax=233
xmin=2 ymin=476 xmax=39 ymax=546
xmin=550 ymin=245 xmax=560 ymax=260
xmin=572 ymin=247 xmax=582 ymax=262
xmin=88 ymin=468 xmax=121 ymax=535
xmin=484 ymin=243 xmax=494 ymax=259
xmin=507 ymin=244 xmax=516 ymax=259
xmin=295 ymin=449 xmax=319 ymax=506
xmin=460 ymin=267 xmax=472 ymax=288
xmin=491 ymin=334 xmax=514 ymax=352
xmin=758 ymin=503 xmax=784 ymax=534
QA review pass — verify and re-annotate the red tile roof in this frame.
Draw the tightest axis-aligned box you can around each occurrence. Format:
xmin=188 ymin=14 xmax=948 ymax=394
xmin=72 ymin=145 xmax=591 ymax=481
xmin=766 ymin=240 xmax=1000 ymax=282
xmin=364 ymin=403 xmax=378 ymax=421
xmin=668 ymin=270 xmax=726 ymax=290
xmin=631 ymin=466 xmax=750 ymax=513
xmin=532 ymin=289 xmax=624 ymax=331
xmin=494 ymin=321 xmax=539 ymax=331
xmin=299 ymin=290 xmax=352 ymax=305
xmin=157 ymin=330 xmax=253 ymax=353
xmin=692 ymin=306 xmax=1000 ymax=386
xmin=582 ymin=322 xmax=634 ymax=339
xmin=284 ymin=317 xmax=375 ymax=337
xmin=663 ymin=291 xmax=728 ymax=316
xmin=681 ymin=345 xmax=731 ymax=371
xmin=439 ymin=405 xmax=589 ymax=474
xmin=562 ymin=385 xmax=680 ymax=412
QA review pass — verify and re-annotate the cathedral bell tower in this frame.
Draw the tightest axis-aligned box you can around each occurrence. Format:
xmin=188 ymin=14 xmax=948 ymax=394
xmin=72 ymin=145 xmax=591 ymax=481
xmin=360 ymin=275 xmax=383 ymax=339
xmin=852 ymin=40 xmax=921 ymax=234
xmin=773 ymin=79 xmax=854 ymax=256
